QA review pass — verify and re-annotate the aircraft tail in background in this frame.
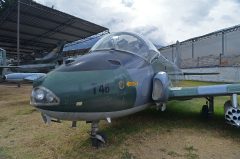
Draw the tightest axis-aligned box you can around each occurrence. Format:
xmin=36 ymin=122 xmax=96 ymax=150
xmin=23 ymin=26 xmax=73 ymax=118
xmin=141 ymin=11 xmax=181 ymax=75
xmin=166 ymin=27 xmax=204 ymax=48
xmin=40 ymin=41 xmax=65 ymax=63
xmin=56 ymin=41 xmax=65 ymax=56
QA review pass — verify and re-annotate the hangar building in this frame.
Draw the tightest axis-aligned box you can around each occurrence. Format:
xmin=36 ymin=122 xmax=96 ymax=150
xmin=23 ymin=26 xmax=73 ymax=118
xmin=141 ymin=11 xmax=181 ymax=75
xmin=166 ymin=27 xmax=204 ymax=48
xmin=159 ymin=25 xmax=240 ymax=68
xmin=0 ymin=0 xmax=108 ymax=60
xmin=159 ymin=25 xmax=240 ymax=82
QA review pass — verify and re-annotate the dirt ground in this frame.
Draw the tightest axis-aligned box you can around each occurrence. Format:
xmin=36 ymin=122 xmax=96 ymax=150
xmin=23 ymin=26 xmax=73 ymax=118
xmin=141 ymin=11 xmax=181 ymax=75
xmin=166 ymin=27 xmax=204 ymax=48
xmin=0 ymin=83 xmax=240 ymax=159
xmin=126 ymin=128 xmax=240 ymax=159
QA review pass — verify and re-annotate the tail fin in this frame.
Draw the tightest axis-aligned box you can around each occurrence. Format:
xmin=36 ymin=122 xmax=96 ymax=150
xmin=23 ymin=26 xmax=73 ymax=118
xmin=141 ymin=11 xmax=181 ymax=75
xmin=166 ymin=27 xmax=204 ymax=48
xmin=41 ymin=41 xmax=65 ymax=61
xmin=51 ymin=41 xmax=65 ymax=60
xmin=174 ymin=41 xmax=182 ymax=68
xmin=57 ymin=41 xmax=65 ymax=58
xmin=52 ymin=41 xmax=65 ymax=55
xmin=56 ymin=41 xmax=65 ymax=65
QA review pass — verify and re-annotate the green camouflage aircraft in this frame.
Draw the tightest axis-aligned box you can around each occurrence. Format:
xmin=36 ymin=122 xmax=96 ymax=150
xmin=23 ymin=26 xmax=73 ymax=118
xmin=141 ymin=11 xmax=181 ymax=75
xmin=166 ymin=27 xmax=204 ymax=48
xmin=30 ymin=32 xmax=240 ymax=147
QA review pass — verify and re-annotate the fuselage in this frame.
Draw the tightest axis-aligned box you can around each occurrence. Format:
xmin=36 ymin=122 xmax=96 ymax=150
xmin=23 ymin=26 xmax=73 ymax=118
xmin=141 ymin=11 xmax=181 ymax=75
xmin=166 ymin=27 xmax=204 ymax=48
xmin=31 ymin=32 xmax=180 ymax=121
xmin=11 ymin=63 xmax=56 ymax=73
xmin=8 ymin=45 xmax=64 ymax=73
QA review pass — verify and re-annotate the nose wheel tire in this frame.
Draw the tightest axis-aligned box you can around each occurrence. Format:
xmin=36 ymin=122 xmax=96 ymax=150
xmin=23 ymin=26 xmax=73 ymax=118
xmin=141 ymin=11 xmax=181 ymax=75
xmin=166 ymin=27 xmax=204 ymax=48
xmin=91 ymin=132 xmax=107 ymax=148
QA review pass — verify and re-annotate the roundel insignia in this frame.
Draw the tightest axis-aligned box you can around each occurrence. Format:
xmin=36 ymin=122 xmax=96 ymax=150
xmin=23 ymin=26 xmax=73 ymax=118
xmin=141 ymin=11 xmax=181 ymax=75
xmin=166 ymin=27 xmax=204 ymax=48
xmin=118 ymin=80 xmax=125 ymax=89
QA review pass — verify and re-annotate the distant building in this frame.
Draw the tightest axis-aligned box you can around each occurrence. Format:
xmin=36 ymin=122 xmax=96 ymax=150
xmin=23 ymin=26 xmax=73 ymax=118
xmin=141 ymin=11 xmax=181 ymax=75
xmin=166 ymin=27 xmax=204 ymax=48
xmin=159 ymin=25 xmax=240 ymax=68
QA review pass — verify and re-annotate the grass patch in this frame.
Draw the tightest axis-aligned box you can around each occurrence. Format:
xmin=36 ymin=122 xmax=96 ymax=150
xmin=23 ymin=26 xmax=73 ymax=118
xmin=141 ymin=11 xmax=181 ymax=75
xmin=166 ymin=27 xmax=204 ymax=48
xmin=1 ymin=82 xmax=240 ymax=159
xmin=184 ymin=146 xmax=198 ymax=153
xmin=0 ymin=147 xmax=12 ymax=159
xmin=120 ymin=149 xmax=136 ymax=159
xmin=15 ymin=108 xmax=36 ymax=115
xmin=0 ymin=116 xmax=7 ymax=122
xmin=167 ymin=151 xmax=182 ymax=157
xmin=176 ymin=80 xmax=224 ymax=87
xmin=159 ymin=148 xmax=167 ymax=152
xmin=184 ymin=146 xmax=199 ymax=159
xmin=185 ymin=153 xmax=199 ymax=159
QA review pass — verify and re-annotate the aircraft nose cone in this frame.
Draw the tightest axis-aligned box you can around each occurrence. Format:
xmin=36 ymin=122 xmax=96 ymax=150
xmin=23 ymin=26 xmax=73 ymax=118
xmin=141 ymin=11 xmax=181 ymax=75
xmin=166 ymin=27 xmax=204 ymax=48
xmin=34 ymin=70 xmax=116 ymax=107
xmin=33 ymin=69 xmax=136 ymax=112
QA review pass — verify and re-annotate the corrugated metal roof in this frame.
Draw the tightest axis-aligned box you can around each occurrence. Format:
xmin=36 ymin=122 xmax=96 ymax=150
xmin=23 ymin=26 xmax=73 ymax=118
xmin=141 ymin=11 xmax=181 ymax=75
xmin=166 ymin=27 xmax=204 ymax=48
xmin=159 ymin=24 xmax=240 ymax=50
xmin=63 ymin=31 xmax=108 ymax=52
xmin=0 ymin=0 xmax=108 ymax=56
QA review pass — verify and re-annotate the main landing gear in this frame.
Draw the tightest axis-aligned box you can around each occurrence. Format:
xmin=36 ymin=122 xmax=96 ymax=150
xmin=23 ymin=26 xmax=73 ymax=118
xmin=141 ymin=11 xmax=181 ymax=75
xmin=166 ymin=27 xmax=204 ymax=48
xmin=201 ymin=96 xmax=214 ymax=119
xmin=90 ymin=121 xmax=107 ymax=148
xmin=224 ymin=94 xmax=240 ymax=127
xmin=201 ymin=94 xmax=240 ymax=127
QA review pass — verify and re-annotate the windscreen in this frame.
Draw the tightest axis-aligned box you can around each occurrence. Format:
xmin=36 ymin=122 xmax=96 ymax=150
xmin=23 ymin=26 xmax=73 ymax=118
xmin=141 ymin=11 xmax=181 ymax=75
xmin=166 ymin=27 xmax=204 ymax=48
xmin=90 ymin=32 xmax=160 ymax=61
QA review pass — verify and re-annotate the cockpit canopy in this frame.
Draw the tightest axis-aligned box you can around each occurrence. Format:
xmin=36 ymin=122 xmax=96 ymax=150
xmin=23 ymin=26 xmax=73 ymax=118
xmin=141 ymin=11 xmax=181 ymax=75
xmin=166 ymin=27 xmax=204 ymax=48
xmin=90 ymin=32 xmax=160 ymax=62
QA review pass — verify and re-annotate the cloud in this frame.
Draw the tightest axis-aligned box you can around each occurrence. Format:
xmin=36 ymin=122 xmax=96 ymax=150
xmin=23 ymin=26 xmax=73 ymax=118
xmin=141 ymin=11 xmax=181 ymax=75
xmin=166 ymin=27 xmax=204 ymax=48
xmin=232 ymin=0 xmax=240 ymax=5
xmin=121 ymin=0 xmax=134 ymax=7
xmin=131 ymin=25 xmax=166 ymax=45
xmin=35 ymin=0 xmax=240 ymax=46
xmin=181 ymin=0 xmax=219 ymax=25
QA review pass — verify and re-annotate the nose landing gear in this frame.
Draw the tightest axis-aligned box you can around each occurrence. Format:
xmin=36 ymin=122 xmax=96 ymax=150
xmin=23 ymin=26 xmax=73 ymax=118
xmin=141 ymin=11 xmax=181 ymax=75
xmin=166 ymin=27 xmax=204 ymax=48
xmin=90 ymin=121 xmax=107 ymax=148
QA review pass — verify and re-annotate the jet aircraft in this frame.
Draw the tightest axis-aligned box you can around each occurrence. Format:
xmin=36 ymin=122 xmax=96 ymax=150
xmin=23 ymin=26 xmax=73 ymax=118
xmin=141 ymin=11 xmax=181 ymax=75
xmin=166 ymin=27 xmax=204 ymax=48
xmin=30 ymin=32 xmax=240 ymax=147
xmin=0 ymin=42 xmax=65 ymax=84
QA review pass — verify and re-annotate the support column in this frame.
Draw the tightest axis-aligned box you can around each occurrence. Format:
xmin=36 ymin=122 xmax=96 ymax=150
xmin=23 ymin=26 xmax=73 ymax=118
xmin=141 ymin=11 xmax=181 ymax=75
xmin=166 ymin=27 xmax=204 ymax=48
xmin=192 ymin=40 xmax=194 ymax=59
xmin=222 ymin=32 xmax=225 ymax=55
xmin=17 ymin=0 xmax=20 ymax=65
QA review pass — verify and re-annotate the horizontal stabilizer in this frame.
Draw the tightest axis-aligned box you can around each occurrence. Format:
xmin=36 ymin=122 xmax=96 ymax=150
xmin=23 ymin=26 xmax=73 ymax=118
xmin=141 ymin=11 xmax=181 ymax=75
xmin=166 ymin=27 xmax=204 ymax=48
xmin=183 ymin=72 xmax=219 ymax=75
xmin=168 ymin=72 xmax=219 ymax=75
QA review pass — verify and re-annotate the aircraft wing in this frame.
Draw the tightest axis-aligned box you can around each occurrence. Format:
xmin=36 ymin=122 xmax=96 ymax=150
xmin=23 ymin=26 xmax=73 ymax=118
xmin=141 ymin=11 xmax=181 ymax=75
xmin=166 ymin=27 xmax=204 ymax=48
xmin=0 ymin=66 xmax=20 ymax=68
xmin=167 ymin=83 xmax=240 ymax=127
xmin=0 ymin=63 xmax=56 ymax=69
xmin=169 ymin=84 xmax=240 ymax=99
xmin=23 ymin=73 xmax=46 ymax=82
xmin=3 ymin=73 xmax=46 ymax=82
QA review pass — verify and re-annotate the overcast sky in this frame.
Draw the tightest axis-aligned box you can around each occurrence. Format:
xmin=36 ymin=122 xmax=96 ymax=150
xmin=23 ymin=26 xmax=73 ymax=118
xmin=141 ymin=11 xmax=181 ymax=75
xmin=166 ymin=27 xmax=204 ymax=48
xmin=35 ymin=0 xmax=240 ymax=46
